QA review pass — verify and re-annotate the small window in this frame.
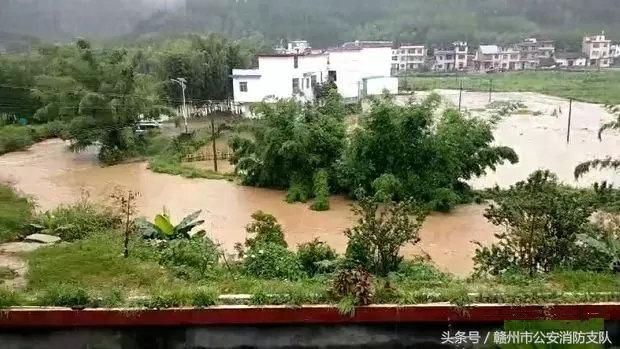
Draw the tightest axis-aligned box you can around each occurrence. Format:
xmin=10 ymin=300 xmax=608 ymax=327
xmin=239 ymin=82 xmax=248 ymax=92
xmin=328 ymin=70 xmax=337 ymax=82
xmin=311 ymin=75 xmax=317 ymax=87
xmin=392 ymin=56 xmax=398 ymax=61
xmin=292 ymin=78 xmax=300 ymax=92
xmin=294 ymin=56 xmax=299 ymax=68
xmin=593 ymin=43 xmax=600 ymax=48
xmin=458 ymin=62 xmax=464 ymax=68
xmin=306 ymin=78 xmax=310 ymax=89
xmin=459 ymin=54 xmax=465 ymax=59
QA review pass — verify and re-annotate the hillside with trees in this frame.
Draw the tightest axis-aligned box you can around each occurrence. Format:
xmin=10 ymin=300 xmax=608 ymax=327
xmin=1 ymin=0 xmax=620 ymax=51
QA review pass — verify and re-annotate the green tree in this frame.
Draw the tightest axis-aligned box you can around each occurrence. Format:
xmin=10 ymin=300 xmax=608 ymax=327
xmin=474 ymin=170 xmax=596 ymax=276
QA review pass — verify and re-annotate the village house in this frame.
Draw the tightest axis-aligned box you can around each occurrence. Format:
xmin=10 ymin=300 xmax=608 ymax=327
xmin=232 ymin=41 xmax=396 ymax=117
xmin=582 ymin=32 xmax=611 ymax=68
xmin=391 ymin=44 xmax=427 ymax=74
xmin=554 ymin=52 xmax=587 ymax=68
xmin=473 ymin=45 xmax=501 ymax=71
xmin=609 ymin=43 xmax=620 ymax=65
xmin=515 ymin=38 xmax=555 ymax=69
xmin=433 ymin=41 xmax=468 ymax=72
xmin=274 ymin=40 xmax=312 ymax=55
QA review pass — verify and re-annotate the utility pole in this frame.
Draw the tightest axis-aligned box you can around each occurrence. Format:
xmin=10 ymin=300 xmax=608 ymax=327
xmin=566 ymin=98 xmax=573 ymax=144
xmin=488 ymin=79 xmax=493 ymax=103
xmin=171 ymin=78 xmax=189 ymax=134
xmin=210 ymin=114 xmax=218 ymax=173
xmin=458 ymin=80 xmax=463 ymax=111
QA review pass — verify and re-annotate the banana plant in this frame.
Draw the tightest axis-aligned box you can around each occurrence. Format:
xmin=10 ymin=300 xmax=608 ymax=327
xmin=136 ymin=209 xmax=206 ymax=240
xmin=578 ymin=234 xmax=620 ymax=273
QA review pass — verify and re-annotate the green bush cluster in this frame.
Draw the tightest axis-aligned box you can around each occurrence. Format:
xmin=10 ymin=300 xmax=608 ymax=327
xmin=297 ymin=239 xmax=338 ymax=276
xmin=30 ymin=199 xmax=121 ymax=241
xmin=0 ymin=122 xmax=66 ymax=155
xmin=0 ymin=184 xmax=34 ymax=242
xmin=158 ymin=238 xmax=220 ymax=280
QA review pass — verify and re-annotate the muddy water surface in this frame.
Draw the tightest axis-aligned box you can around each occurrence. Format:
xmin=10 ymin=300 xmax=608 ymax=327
xmin=3 ymin=91 xmax=618 ymax=275
xmin=0 ymin=140 xmax=495 ymax=275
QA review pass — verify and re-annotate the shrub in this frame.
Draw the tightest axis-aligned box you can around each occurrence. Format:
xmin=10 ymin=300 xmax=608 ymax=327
xmin=243 ymin=242 xmax=303 ymax=280
xmin=286 ymin=177 xmax=311 ymax=204
xmin=0 ymin=125 xmax=33 ymax=154
xmin=474 ymin=170 xmax=596 ymax=276
xmin=310 ymin=169 xmax=330 ymax=211
xmin=158 ymin=238 xmax=220 ymax=279
xmin=190 ymin=287 xmax=218 ymax=307
xmin=297 ymin=238 xmax=337 ymax=276
xmin=0 ymin=184 xmax=34 ymax=242
xmin=429 ymin=188 xmax=460 ymax=213
xmin=330 ymin=267 xmax=374 ymax=306
xmin=344 ymin=196 xmax=427 ymax=276
xmin=36 ymin=284 xmax=92 ymax=308
xmin=30 ymin=197 xmax=120 ymax=241
xmin=0 ymin=288 xmax=20 ymax=309
xmin=244 ymin=211 xmax=287 ymax=249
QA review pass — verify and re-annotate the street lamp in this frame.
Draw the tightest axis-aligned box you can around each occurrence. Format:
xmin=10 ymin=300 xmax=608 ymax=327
xmin=171 ymin=78 xmax=189 ymax=134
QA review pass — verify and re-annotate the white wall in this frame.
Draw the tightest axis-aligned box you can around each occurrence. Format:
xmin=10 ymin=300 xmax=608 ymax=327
xmin=327 ymin=47 xmax=392 ymax=99
xmin=365 ymin=77 xmax=398 ymax=96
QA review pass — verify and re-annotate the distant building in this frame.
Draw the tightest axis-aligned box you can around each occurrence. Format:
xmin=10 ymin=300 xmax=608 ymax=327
xmin=391 ymin=44 xmax=427 ymax=74
xmin=275 ymin=40 xmax=312 ymax=55
xmin=582 ymin=32 xmax=611 ymax=68
xmin=232 ymin=42 xmax=396 ymax=117
xmin=555 ymin=52 xmax=587 ymax=68
xmin=515 ymin=38 xmax=555 ymax=70
xmin=474 ymin=45 xmax=522 ymax=72
xmin=610 ymin=43 xmax=620 ymax=65
xmin=433 ymin=42 xmax=468 ymax=72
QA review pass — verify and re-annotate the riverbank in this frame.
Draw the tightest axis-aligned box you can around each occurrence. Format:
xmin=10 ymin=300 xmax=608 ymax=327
xmin=400 ymin=71 xmax=620 ymax=104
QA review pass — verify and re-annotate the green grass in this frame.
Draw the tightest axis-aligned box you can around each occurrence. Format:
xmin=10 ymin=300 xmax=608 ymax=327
xmin=10 ymin=232 xmax=618 ymax=308
xmin=149 ymin=155 xmax=236 ymax=181
xmin=0 ymin=122 xmax=65 ymax=155
xmin=402 ymin=71 xmax=620 ymax=104
xmin=25 ymin=233 xmax=181 ymax=293
xmin=0 ymin=184 xmax=34 ymax=242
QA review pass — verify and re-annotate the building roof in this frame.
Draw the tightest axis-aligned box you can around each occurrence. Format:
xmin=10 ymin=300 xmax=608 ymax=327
xmin=342 ymin=40 xmax=393 ymax=49
xmin=479 ymin=45 xmax=500 ymax=55
xmin=231 ymin=69 xmax=261 ymax=78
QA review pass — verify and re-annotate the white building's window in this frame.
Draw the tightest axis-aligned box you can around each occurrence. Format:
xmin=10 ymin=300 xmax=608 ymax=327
xmin=392 ymin=56 xmax=398 ymax=61
xmin=311 ymin=75 xmax=317 ymax=87
xmin=458 ymin=54 xmax=465 ymax=59
xmin=306 ymin=78 xmax=310 ymax=89
xmin=294 ymin=56 xmax=299 ymax=68
xmin=292 ymin=78 xmax=300 ymax=93
xmin=239 ymin=82 xmax=248 ymax=92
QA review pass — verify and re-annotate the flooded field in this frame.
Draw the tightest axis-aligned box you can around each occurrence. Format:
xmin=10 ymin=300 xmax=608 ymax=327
xmin=400 ymin=90 xmax=620 ymax=188
xmin=1 ymin=91 xmax=618 ymax=275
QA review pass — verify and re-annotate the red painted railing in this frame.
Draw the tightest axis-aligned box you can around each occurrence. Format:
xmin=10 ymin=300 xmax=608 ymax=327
xmin=1 ymin=304 xmax=619 ymax=328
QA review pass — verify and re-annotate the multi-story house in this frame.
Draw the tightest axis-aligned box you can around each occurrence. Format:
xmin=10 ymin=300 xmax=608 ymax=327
xmin=582 ymin=32 xmax=611 ymax=68
xmin=516 ymin=38 xmax=555 ymax=69
xmin=611 ymin=43 xmax=620 ymax=65
xmin=474 ymin=45 xmax=522 ymax=72
xmin=391 ymin=44 xmax=427 ymax=74
xmin=433 ymin=42 xmax=468 ymax=71
xmin=232 ymin=43 xmax=397 ymax=117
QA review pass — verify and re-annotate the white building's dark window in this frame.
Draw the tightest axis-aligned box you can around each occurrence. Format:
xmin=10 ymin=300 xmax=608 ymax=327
xmin=328 ymin=70 xmax=337 ymax=82
xmin=294 ymin=56 xmax=299 ymax=68
xmin=239 ymin=81 xmax=248 ymax=92
xmin=306 ymin=78 xmax=310 ymax=89
xmin=311 ymin=75 xmax=317 ymax=87
xmin=292 ymin=78 xmax=300 ymax=92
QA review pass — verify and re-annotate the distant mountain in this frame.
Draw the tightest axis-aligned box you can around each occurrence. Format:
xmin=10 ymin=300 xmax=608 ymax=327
xmin=1 ymin=0 xmax=619 ymax=50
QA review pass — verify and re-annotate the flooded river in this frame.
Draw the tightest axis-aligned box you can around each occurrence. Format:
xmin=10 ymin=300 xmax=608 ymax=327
xmin=1 ymin=91 xmax=618 ymax=275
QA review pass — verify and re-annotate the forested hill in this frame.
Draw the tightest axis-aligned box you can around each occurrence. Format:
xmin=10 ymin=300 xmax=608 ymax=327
xmin=1 ymin=0 xmax=620 ymax=50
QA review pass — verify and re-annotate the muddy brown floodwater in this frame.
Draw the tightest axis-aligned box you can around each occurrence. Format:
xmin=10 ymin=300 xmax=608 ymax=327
xmin=0 ymin=140 xmax=496 ymax=276
xmin=2 ymin=91 xmax=618 ymax=276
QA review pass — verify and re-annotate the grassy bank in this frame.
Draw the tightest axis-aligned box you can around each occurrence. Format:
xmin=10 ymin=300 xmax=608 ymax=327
xmin=3 ymin=232 xmax=616 ymax=309
xmin=0 ymin=184 xmax=34 ymax=242
xmin=0 ymin=122 xmax=65 ymax=155
xmin=401 ymin=71 xmax=620 ymax=104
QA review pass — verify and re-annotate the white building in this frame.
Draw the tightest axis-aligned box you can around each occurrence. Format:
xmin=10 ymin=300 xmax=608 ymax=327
xmin=610 ymin=43 xmax=620 ymax=65
xmin=275 ymin=40 xmax=312 ymax=55
xmin=582 ymin=32 xmax=612 ymax=68
xmin=232 ymin=43 xmax=396 ymax=116
xmin=433 ymin=42 xmax=468 ymax=72
xmin=474 ymin=45 xmax=522 ymax=71
xmin=391 ymin=44 xmax=427 ymax=74
xmin=516 ymin=38 xmax=555 ymax=69
xmin=554 ymin=52 xmax=587 ymax=68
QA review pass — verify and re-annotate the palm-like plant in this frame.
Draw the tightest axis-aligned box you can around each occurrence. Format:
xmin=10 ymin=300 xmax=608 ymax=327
xmin=136 ymin=209 xmax=206 ymax=240
xmin=574 ymin=104 xmax=620 ymax=178
xmin=577 ymin=234 xmax=620 ymax=273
